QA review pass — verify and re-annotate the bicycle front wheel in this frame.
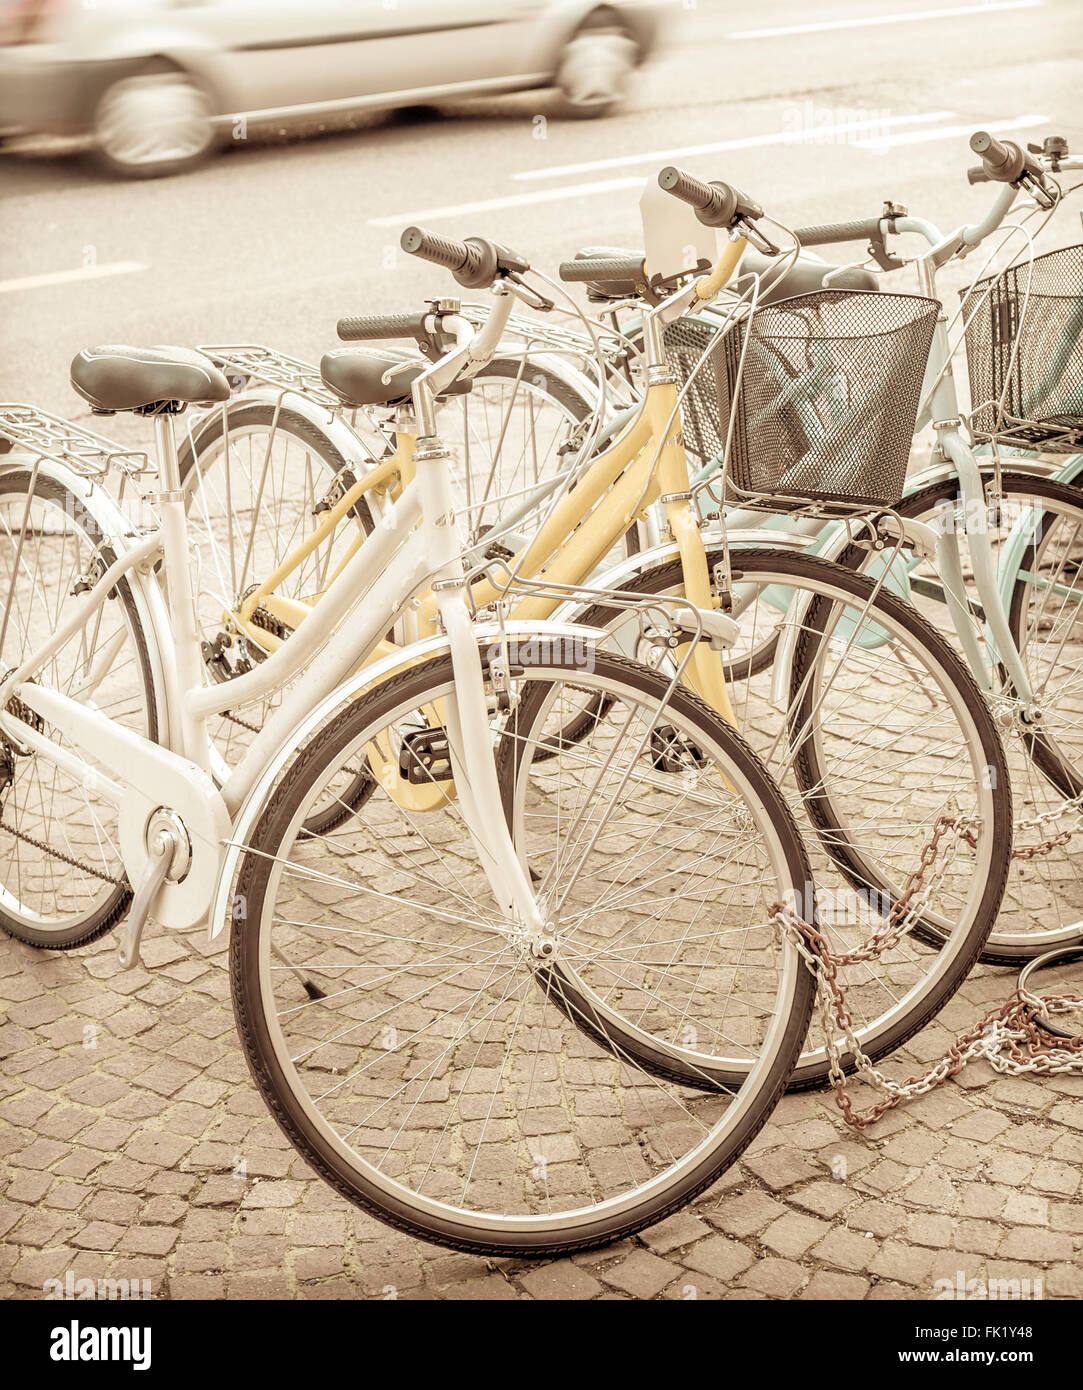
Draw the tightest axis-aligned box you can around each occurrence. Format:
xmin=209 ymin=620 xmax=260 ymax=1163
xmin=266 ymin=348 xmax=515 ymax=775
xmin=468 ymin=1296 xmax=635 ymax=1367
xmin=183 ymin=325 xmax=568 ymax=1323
xmin=569 ymin=547 xmax=1011 ymax=1090
xmin=229 ymin=646 xmax=813 ymax=1255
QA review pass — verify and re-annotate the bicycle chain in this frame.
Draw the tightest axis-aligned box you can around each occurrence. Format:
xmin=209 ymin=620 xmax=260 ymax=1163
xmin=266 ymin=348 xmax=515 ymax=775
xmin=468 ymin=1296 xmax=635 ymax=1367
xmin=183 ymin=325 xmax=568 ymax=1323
xmin=771 ymin=812 xmax=1083 ymax=1130
xmin=0 ymin=818 xmax=123 ymax=887
xmin=222 ymin=709 xmax=262 ymax=735
xmin=0 ymin=691 xmax=124 ymax=886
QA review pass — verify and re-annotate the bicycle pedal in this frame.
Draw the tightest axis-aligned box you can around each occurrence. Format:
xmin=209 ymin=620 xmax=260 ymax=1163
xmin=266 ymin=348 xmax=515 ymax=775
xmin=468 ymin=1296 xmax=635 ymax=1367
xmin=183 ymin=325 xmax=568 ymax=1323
xmin=649 ymin=726 xmax=707 ymax=774
xmin=399 ymin=727 xmax=453 ymax=785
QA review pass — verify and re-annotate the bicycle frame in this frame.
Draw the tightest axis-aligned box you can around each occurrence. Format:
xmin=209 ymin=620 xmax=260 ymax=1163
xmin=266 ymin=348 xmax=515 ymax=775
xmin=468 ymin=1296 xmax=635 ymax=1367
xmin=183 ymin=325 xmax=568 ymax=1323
xmin=203 ymin=241 xmax=750 ymax=729
xmin=0 ymin=288 xmax=557 ymax=940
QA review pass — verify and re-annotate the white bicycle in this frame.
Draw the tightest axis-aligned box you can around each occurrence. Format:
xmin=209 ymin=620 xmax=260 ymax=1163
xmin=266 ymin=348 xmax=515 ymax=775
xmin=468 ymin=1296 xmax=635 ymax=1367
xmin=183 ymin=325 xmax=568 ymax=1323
xmin=0 ymin=271 xmax=818 ymax=1253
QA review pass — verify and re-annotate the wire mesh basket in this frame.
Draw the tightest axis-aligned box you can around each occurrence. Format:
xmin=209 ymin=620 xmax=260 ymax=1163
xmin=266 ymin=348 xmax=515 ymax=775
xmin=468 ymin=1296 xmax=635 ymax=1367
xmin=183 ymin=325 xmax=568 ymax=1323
xmin=961 ymin=244 xmax=1083 ymax=453
xmin=665 ymin=289 xmax=939 ymax=508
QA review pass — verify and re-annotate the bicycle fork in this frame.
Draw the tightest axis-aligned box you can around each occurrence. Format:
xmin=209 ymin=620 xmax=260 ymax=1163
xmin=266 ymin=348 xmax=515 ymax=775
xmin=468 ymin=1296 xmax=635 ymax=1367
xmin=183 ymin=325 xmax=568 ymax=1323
xmin=411 ymin=418 xmax=545 ymax=938
xmin=915 ymin=256 xmax=1037 ymax=706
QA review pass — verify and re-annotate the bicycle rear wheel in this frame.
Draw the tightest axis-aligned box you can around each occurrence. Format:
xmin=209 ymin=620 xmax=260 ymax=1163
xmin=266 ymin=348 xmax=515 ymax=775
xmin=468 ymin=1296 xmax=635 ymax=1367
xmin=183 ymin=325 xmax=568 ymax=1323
xmin=893 ymin=472 xmax=1083 ymax=959
xmin=0 ymin=469 xmax=159 ymax=947
xmin=229 ymin=646 xmax=813 ymax=1255
xmin=178 ymin=402 xmax=373 ymax=773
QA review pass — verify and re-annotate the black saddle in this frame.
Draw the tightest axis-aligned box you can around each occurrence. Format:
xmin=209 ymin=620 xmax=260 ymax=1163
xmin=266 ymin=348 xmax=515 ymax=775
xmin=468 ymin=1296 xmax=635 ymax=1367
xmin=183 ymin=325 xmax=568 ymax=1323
xmin=321 ymin=347 xmax=471 ymax=408
xmin=735 ymin=249 xmax=878 ymax=301
xmin=739 ymin=251 xmax=878 ymax=303
xmin=570 ymin=246 xmax=878 ymax=305
xmin=70 ymin=345 xmax=231 ymax=413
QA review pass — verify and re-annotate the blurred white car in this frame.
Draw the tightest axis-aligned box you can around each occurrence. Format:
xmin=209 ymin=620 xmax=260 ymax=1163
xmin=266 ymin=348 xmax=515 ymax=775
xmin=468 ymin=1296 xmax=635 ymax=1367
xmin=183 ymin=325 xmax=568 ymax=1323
xmin=0 ymin=0 xmax=663 ymax=177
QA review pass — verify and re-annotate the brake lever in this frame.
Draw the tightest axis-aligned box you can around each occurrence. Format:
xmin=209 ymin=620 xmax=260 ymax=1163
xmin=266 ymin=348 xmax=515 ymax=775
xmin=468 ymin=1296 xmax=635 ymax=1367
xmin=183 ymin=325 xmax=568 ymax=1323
xmin=646 ymin=258 xmax=713 ymax=304
xmin=503 ymin=272 xmax=554 ymax=313
xmin=1017 ymin=168 xmax=1057 ymax=210
xmin=738 ymin=217 xmax=780 ymax=257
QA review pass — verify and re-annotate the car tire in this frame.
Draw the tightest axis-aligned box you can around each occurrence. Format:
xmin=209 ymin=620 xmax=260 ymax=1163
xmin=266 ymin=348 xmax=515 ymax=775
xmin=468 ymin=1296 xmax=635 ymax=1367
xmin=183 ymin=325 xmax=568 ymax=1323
xmin=91 ymin=63 xmax=216 ymax=179
xmin=555 ymin=12 xmax=639 ymax=119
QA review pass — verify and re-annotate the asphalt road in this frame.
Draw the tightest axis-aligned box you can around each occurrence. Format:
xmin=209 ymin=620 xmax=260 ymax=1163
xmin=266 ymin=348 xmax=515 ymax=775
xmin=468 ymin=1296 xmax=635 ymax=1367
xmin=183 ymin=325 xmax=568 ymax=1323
xmin=1 ymin=0 xmax=1081 ymax=413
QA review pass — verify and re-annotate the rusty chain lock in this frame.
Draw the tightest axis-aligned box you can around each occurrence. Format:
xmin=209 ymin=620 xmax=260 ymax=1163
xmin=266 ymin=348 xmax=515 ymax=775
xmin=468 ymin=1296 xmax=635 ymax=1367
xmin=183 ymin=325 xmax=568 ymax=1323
xmin=771 ymin=803 xmax=1083 ymax=1131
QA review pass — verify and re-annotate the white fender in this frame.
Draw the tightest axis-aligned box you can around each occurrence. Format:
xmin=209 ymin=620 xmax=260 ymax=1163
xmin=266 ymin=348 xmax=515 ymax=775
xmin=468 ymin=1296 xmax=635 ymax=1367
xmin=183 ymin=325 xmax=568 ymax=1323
xmin=208 ymin=619 xmax=607 ymax=941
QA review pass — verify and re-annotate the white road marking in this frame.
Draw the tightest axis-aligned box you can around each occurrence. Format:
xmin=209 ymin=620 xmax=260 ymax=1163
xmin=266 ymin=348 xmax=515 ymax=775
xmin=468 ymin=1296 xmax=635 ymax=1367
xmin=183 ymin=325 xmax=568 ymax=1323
xmin=856 ymin=113 xmax=1048 ymax=149
xmin=513 ymin=111 xmax=957 ymax=182
xmin=371 ymin=107 xmax=1052 ymax=229
xmin=367 ymin=177 xmax=649 ymax=227
xmin=372 ymin=112 xmax=979 ymax=226
xmin=0 ymin=261 xmax=147 ymax=294
xmin=727 ymin=0 xmax=1043 ymax=40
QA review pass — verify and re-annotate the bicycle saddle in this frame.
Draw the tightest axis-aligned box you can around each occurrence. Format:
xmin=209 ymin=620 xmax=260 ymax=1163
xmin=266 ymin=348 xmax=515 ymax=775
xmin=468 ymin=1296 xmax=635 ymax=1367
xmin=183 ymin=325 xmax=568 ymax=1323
xmin=320 ymin=347 xmax=471 ymax=408
xmin=568 ymin=246 xmax=878 ymax=304
xmin=70 ymin=345 xmax=231 ymax=413
xmin=735 ymin=249 xmax=878 ymax=301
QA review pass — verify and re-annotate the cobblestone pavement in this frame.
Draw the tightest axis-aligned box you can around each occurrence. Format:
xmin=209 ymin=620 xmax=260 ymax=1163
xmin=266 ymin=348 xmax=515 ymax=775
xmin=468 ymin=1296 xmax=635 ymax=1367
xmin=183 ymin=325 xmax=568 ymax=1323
xmin=3 ymin=922 xmax=1082 ymax=1303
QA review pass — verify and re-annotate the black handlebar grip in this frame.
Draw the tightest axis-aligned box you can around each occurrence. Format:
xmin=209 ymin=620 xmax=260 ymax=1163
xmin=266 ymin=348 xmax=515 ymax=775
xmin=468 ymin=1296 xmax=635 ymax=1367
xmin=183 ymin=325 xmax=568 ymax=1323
xmin=657 ymin=167 xmax=764 ymax=229
xmin=400 ymin=226 xmax=500 ymax=289
xmin=969 ymin=131 xmax=1026 ymax=182
xmin=401 ymin=225 xmax=475 ymax=274
xmin=336 ymin=311 xmax=432 ymax=341
xmin=794 ymin=218 xmax=886 ymax=247
xmin=658 ymin=166 xmax=738 ymax=228
xmin=558 ymin=256 xmax=646 ymax=284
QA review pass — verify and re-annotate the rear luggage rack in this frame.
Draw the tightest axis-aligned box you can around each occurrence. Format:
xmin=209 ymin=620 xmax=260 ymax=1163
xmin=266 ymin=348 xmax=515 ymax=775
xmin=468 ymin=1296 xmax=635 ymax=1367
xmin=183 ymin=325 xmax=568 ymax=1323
xmin=198 ymin=344 xmax=343 ymax=409
xmin=0 ymin=404 xmax=149 ymax=478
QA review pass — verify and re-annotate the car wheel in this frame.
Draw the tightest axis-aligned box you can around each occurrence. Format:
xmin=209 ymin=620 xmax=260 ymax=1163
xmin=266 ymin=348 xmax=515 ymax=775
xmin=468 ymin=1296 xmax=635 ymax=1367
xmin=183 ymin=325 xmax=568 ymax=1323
xmin=92 ymin=66 xmax=215 ymax=179
xmin=555 ymin=13 xmax=639 ymax=119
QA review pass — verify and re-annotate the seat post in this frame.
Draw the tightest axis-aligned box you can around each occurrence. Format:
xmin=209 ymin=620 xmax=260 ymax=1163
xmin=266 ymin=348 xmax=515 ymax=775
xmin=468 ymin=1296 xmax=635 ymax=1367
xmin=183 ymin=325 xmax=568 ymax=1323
xmin=154 ymin=410 xmax=183 ymax=494
xmin=153 ymin=409 xmax=210 ymax=770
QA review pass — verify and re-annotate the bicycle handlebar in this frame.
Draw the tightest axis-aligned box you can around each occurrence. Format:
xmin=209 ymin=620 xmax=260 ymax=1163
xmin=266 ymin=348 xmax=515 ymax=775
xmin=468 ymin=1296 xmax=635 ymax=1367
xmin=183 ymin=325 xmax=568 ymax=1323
xmin=558 ymin=255 xmax=646 ymax=284
xmin=793 ymin=218 xmax=886 ymax=247
xmin=657 ymin=166 xmax=763 ymax=229
xmin=400 ymin=226 xmax=529 ymax=289
xmin=970 ymin=130 xmax=1028 ymax=183
xmin=337 ymin=310 xmax=433 ymax=342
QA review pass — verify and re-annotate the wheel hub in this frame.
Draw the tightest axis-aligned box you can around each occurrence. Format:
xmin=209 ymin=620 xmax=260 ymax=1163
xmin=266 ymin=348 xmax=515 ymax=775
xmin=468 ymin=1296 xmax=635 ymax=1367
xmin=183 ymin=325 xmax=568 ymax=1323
xmin=514 ymin=920 xmax=560 ymax=967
